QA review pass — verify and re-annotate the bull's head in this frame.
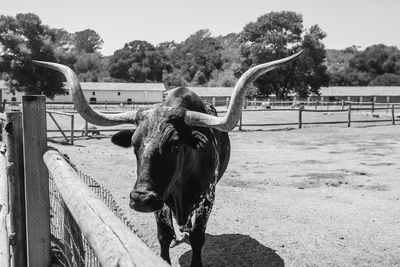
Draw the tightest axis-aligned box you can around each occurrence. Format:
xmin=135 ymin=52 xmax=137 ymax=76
xmin=33 ymin=50 xmax=302 ymax=212
xmin=110 ymin=106 xmax=209 ymax=212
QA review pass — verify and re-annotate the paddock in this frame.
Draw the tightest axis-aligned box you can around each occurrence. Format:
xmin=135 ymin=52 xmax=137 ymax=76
xmin=1 ymin=98 xmax=400 ymax=266
xmin=51 ymin=122 xmax=400 ymax=266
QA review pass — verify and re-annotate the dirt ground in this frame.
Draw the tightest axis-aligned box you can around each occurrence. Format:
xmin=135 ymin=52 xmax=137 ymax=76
xmin=50 ymin=118 xmax=400 ymax=266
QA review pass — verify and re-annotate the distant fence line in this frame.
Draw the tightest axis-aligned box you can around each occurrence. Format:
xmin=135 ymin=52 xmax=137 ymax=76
xmin=44 ymin=100 xmax=400 ymax=144
xmin=6 ymin=99 xmax=399 ymax=146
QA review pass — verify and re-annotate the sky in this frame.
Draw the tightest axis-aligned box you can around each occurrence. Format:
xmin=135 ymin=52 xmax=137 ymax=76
xmin=2 ymin=0 xmax=400 ymax=56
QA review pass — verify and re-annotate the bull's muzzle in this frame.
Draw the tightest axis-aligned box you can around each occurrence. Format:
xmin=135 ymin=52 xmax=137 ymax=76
xmin=129 ymin=190 xmax=163 ymax=212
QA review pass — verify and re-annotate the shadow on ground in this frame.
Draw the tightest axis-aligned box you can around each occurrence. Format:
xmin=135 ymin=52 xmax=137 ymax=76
xmin=179 ymin=233 xmax=284 ymax=267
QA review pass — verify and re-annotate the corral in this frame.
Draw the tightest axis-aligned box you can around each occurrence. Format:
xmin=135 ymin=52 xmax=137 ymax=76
xmin=47 ymin=107 xmax=400 ymax=266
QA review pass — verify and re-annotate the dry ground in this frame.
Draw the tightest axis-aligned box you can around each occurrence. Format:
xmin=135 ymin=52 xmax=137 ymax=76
xmin=49 ymin=111 xmax=400 ymax=267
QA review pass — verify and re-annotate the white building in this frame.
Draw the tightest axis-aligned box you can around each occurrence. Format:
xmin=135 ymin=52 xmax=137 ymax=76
xmin=164 ymin=86 xmax=400 ymax=105
xmin=0 ymin=81 xmax=166 ymax=104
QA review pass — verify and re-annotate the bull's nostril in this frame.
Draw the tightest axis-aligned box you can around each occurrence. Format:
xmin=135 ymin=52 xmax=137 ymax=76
xmin=143 ymin=195 xmax=156 ymax=207
xmin=129 ymin=191 xmax=162 ymax=212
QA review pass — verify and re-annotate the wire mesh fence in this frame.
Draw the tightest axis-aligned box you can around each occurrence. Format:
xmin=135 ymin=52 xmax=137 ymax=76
xmin=49 ymin=154 xmax=138 ymax=267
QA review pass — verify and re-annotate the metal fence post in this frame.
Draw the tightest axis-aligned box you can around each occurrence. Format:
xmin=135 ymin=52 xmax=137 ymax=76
xmin=22 ymin=96 xmax=50 ymax=267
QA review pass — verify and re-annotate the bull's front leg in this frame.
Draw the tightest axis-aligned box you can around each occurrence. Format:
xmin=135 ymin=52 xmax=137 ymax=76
xmin=155 ymin=206 xmax=175 ymax=264
xmin=189 ymin=189 xmax=215 ymax=267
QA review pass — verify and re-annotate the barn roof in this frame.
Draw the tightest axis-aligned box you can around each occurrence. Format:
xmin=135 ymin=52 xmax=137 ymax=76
xmin=165 ymin=87 xmax=235 ymax=97
xmin=172 ymin=86 xmax=400 ymax=97
xmin=320 ymin=86 xmax=400 ymax=96
xmin=0 ymin=80 xmax=166 ymax=92
xmin=80 ymin=82 xmax=165 ymax=92
xmin=187 ymin=87 xmax=234 ymax=97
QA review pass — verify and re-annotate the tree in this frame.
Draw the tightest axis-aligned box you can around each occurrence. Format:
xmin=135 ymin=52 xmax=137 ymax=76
xmin=370 ymin=73 xmax=400 ymax=86
xmin=329 ymin=44 xmax=400 ymax=86
xmin=192 ymin=70 xmax=207 ymax=85
xmin=169 ymin=29 xmax=224 ymax=85
xmin=74 ymin=29 xmax=104 ymax=53
xmin=235 ymin=11 xmax=329 ymax=99
xmin=162 ymin=69 xmax=188 ymax=88
xmin=0 ymin=13 xmax=66 ymax=98
xmin=49 ymin=28 xmax=77 ymax=66
xmin=109 ymin=40 xmax=172 ymax=82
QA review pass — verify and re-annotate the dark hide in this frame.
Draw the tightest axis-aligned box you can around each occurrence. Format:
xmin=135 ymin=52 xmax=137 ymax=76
xmin=112 ymin=87 xmax=230 ymax=267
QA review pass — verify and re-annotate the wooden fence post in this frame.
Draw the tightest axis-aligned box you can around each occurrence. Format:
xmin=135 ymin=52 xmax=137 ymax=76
xmin=4 ymin=112 xmax=27 ymax=267
xmin=70 ymin=114 xmax=74 ymax=145
xmin=2 ymin=100 xmax=6 ymax=113
xmin=0 ymin=141 xmax=9 ymax=267
xmin=22 ymin=96 xmax=50 ymax=267
xmin=392 ymin=104 xmax=395 ymax=125
xmin=298 ymin=105 xmax=304 ymax=129
xmin=238 ymin=109 xmax=243 ymax=131
xmin=315 ymin=100 xmax=318 ymax=110
xmin=372 ymin=101 xmax=375 ymax=114
xmin=341 ymin=100 xmax=345 ymax=110
xmin=84 ymin=120 xmax=88 ymax=136
xmin=348 ymin=104 xmax=352 ymax=127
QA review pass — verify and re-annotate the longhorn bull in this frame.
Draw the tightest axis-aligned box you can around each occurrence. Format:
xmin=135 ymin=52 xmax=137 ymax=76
xmin=34 ymin=50 xmax=302 ymax=266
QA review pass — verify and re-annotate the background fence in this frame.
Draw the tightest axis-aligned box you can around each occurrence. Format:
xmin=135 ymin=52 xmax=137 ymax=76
xmin=5 ymin=99 xmax=400 ymax=145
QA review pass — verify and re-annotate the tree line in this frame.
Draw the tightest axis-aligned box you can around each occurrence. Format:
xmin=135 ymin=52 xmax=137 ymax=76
xmin=327 ymin=45 xmax=400 ymax=86
xmin=1 ymin=12 xmax=400 ymax=100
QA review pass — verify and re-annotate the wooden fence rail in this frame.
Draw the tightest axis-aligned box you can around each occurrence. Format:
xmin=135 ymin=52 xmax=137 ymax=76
xmin=43 ymin=149 xmax=169 ymax=267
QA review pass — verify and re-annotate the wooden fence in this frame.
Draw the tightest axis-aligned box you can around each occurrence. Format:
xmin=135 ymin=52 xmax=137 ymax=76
xmin=0 ymin=96 xmax=168 ymax=266
xmin=216 ymin=102 xmax=398 ymax=130
xmin=9 ymin=99 xmax=399 ymax=148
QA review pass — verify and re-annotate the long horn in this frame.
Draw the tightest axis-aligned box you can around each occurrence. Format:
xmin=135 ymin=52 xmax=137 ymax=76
xmin=33 ymin=61 xmax=137 ymax=126
xmin=184 ymin=50 xmax=303 ymax=131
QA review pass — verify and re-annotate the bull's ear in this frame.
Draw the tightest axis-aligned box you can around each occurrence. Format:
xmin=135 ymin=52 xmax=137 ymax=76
xmin=111 ymin=130 xmax=135 ymax=148
xmin=190 ymin=130 xmax=208 ymax=149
